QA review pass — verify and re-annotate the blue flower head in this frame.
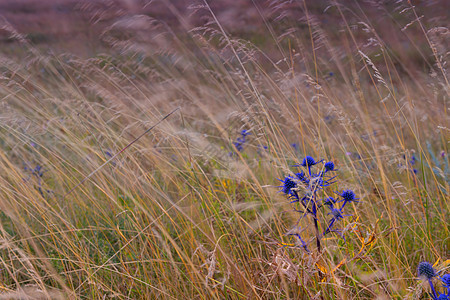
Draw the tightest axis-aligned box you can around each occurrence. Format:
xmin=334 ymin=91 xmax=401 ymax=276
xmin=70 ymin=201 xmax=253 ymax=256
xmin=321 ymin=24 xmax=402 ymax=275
xmin=323 ymin=197 xmax=337 ymax=208
xmin=279 ymin=176 xmax=296 ymax=195
xmin=233 ymin=142 xmax=243 ymax=152
xmin=329 ymin=208 xmax=344 ymax=221
xmin=240 ymin=129 xmax=250 ymax=137
xmin=301 ymin=156 xmax=316 ymax=167
xmin=295 ymin=171 xmax=307 ymax=183
xmin=440 ymin=274 xmax=450 ymax=289
xmin=324 ymin=161 xmax=335 ymax=172
xmin=418 ymin=262 xmax=435 ymax=279
xmin=437 ymin=293 xmax=449 ymax=300
xmin=340 ymin=189 xmax=355 ymax=202
xmin=231 ymin=129 xmax=250 ymax=154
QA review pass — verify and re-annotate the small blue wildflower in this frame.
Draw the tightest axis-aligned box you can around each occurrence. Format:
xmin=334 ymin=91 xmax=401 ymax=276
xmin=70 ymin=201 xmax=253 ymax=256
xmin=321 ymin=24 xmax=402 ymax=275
xmin=329 ymin=208 xmax=344 ymax=221
xmin=323 ymin=196 xmax=337 ymax=208
xmin=231 ymin=129 xmax=251 ymax=154
xmin=240 ymin=129 xmax=251 ymax=137
xmin=233 ymin=142 xmax=243 ymax=152
xmin=340 ymin=190 xmax=355 ymax=202
xmin=33 ymin=165 xmax=43 ymax=177
xmin=23 ymin=163 xmax=46 ymax=198
xmin=418 ymin=262 xmax=435 ymax=279
xmin=295 ymin=171 xmax=309 ymax=185
xmin=324 ymin=206 xmax=351 ymax=235
xmin=437 ymin=293 xmax=449 ymax=300
xmin=440 ymin=274 xmax=450 ymax=290
xmin=295 ymin=171 xmax=305 ymax=180
xmin=418 ymin=261 xmax=438 ymax=299
xmin=338 ymin=189 xmax=358 ymax=208
xmin=324 ymin=161 xmax=335 ymax=172
xmin=301 ymin=156 xmax=317 ymax=167
xmin=279 ymin=176 xmax=296 ymax=196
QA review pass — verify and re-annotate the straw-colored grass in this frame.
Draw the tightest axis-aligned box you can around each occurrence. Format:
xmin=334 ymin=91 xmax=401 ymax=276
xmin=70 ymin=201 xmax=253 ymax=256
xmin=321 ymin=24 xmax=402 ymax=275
xmin=0 ymin=1 xmax=448 ymax=299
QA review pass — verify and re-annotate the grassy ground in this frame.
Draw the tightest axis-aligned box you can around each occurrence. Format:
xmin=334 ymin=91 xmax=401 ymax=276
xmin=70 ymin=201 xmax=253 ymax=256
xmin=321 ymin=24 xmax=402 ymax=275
xmin=0 ymin=1 xmax=448 ymax=299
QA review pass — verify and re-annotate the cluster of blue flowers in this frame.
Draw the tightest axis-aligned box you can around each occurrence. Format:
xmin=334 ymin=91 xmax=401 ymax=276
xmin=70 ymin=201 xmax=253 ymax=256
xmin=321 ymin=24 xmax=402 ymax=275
xmin=402 ymin=152 xmax=418 ymax=174
xmin=417 ymin=261 xmax=450 ymax=299
xmin=278 ymin=155 xmax=358 ymax=252
xmin=229 ymin=129 xmax=251 ymax=156
xmin=23 ymin=164 xmax=46 ymax=197
xmin=233 ymin=129 xmax=250 ymax=152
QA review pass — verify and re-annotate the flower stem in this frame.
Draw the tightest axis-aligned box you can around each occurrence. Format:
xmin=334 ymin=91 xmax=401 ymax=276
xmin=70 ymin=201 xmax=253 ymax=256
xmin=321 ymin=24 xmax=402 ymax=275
xmin=428 ymin=278 xmax=438 ymax=299
xmin=312 ymin=202 xmax=321 ymax=252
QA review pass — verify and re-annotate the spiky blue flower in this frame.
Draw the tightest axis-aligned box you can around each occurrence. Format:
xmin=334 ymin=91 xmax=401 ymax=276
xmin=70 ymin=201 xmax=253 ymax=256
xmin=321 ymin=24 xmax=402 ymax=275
xmin=437 ymin=293 xmax=449 ymax=300
xmin=233 ymin=142 xmax=243 ymax=152
xmin=323 ymin=207 xmax=348 ymax=235
xmin=301 ymin=156 xmax=317 ymax=167
xmin=418 ymin=262 xmax=436 ymax=279
xmin=295 ymin=171 xmax=310 ymax=185
xmin=417 ymin=261 xmax=439 ymax=299
xmin=324 ymin=161 xmax=335 ymax=172
xmin=329 ymin=208 xmax=344 ymax=221
xmin=323 ymin=197 xmax=337 ymax=208
xmin=339 ymin=189 xmax=359 ymax=208
xmin=240 ymin=129 xmax=250 ymax=137
xmin=33 ymin=165 xmax=44 ymax=177
xmin=341 ymin=189 xmax=355 ymax=202
xmin=440 ymin=274 xmax=450 ymax=289
xmin=279 ymin=176 xmax=296 ymax=195
xmin=231 ymin=129 xmax=250 ymax=154
xmin=295 ymin=171 xmax=305 ymax=180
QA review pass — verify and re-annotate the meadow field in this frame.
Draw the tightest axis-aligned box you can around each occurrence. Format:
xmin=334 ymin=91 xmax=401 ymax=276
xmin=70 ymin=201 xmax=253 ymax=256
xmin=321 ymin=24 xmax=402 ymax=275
xmin=0 ymin=0 xmax=448 ymax=299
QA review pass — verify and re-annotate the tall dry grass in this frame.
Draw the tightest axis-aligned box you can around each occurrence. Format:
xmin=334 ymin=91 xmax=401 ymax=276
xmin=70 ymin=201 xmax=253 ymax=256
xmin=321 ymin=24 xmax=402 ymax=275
xmin=0 ymin=1 xmax=448 ymax=299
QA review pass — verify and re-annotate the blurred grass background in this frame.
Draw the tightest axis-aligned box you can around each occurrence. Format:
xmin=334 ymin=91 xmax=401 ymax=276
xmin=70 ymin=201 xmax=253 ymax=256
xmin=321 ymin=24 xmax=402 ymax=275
xmin=0 ymin=0 xmax=448 ymax=299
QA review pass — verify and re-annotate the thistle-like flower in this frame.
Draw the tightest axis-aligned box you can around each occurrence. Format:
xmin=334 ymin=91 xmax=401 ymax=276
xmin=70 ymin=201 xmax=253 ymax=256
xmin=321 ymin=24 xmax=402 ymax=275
xmin=329 ymin=208 xmax=344 ymax=221
xmin=418 ymin=262 xmax=436 ymax=279
xmin=279 ymin=176 xmax=296 ymax=196
xmin=323 ymin=196 xmax=337 ymax=208
xmin=437 ymin=293 xmax=449 ymax=300
xmin=418 ymin=261 xmax=438 ymax=299
xmin=339 ymin=189 xmax=359 ymax=208
xmin=301 ymin=156 xmax=319 ymax=168
xmin=277 ymin=155 xmax=359 ymax=253
xmin=324 ymin=161 xmax=335 ymax=172
xmin=441 ymin=274 xmax=450 ymax=290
